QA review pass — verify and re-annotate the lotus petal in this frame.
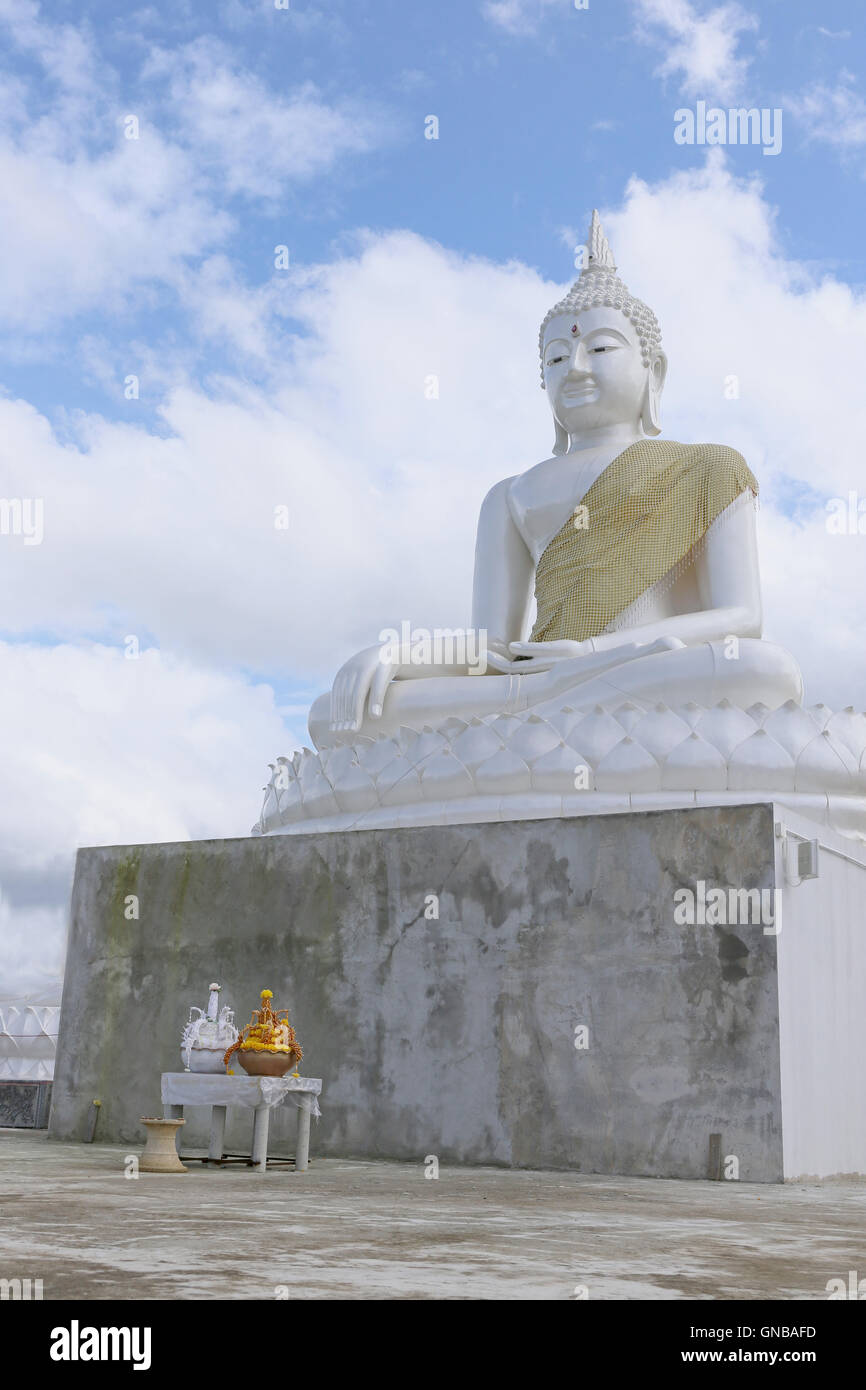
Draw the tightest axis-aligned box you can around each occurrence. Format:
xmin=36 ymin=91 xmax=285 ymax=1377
xmin=530 ymin=740 xmax=594 ymax=793
xmin=612 ymin=702 xmax=643 ymax=734
xmin=825 ymin=707 xmax=866 ymax=761
xmin=357 ymin=737 xmax=402 ymax=779
xmin=807 ymin=703 xmax=833 ymax=731
xmin=595 ymin=736 xmax=661 ymax=792
xmin=475 ymin=748 xmax=531 ymax=795
xmin=695 ymin=700 xmax=757 ymax=759
xmin=509 ymin=714 xmax=562 ymax=763
xmin=630 ymin=704 xmax=694 ymax=761
xmin=402 ymin=728 xmax=448 ymax=767
xmin=662 ymin=732 xmax=727 ymax=790
xmin=728 ymin=729 xmax=795 ymax=791
xmin=764 ymin=700 xmax=821 ymax=760
xmin=794 ymin=731 xmax=858 ymax=792
xmin=568 ymin=705 xmax=627 ymax=765
xmin=420 ymin=750 xmax=476 ymax=800
xmin=332 ymin=762 xmax=377 ymax=814
xmin=451 ymin=719 xmax=505 ymax=771
xmin=376 ymin=756 xmax=423 ymax=806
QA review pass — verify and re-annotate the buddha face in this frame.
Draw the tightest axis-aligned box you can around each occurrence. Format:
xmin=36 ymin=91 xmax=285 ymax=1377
xmin=542 ymin=307 xmax=665 ymax=443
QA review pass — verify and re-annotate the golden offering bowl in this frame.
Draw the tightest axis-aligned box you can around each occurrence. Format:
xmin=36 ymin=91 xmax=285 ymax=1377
xmin=236 ymin=1048 xmax=300 ymax=1078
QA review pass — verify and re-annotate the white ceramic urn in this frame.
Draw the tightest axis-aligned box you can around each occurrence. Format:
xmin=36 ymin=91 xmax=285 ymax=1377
xmin=180 ymin=983 xmax=238 ymax=1073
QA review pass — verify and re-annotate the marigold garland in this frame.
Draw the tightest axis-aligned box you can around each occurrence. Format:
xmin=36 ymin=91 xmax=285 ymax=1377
xmin=223 ymin=988 xmax=303 ymax=1068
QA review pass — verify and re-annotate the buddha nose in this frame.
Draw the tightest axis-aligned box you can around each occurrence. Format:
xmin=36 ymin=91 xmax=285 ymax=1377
xmin=567 ymin=340 xmax=591 ymax=373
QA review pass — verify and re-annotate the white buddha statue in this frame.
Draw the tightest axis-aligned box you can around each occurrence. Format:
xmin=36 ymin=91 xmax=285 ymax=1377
xmin=257 ymin=214 xmax=864 ymax=839
xmin=308 ymin=211 xmax=802 ymax=749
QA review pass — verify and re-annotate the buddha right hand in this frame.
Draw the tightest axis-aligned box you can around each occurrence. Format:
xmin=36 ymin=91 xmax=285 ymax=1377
xmin=329 ymin=644 xmax=398 ymax=732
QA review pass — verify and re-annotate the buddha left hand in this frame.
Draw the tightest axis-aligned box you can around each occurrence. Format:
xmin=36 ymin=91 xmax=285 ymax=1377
xmin=485 ymin=634 xmax=685 ymax=676
xmin=485 ymin=640 xmax=591 ymax=673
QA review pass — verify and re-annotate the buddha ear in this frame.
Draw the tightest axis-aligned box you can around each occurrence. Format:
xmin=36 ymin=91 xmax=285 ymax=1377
xmin=641 ymin=351 xmax=668 ymax=437
xmin=552 ymin=416 xmax=569 ymax=456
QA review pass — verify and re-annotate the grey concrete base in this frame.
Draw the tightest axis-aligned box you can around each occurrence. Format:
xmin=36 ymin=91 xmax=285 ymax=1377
xmin=50 ymin=804 xmax=800 ymax=1180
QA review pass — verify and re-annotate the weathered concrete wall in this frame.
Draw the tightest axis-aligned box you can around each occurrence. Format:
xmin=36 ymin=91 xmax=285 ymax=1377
xmin=50 ymin=805 xmax=784 ymax=1180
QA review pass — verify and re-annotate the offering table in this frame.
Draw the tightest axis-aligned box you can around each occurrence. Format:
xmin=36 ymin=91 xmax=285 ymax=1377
xmin=161 ymin=1072 xmax=322 ymax=1172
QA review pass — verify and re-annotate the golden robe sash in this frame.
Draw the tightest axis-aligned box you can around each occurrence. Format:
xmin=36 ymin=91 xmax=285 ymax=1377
xmin=530 ymin=439 xmax=758 ymax=644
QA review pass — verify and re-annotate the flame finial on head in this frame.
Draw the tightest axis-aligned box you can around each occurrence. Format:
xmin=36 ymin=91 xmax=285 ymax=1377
xmin=585 ymin=208 xmax=616 ymax=273
xmin=538 ymin=209 xmax=661 ymax=385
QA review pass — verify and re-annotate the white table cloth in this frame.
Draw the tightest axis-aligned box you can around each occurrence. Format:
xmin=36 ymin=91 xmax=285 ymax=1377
xmin=160 ymin=1072 xmax=322 ymax=1172
xmin=161 ymin=1071 xmax=322 ymax=1115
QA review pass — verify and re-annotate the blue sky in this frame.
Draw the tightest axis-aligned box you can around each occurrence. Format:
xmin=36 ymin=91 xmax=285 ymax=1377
xmin=2 ymin=0 xmax=866 ymax=994
xmin=5 ymin=0 xmax=866 ymax=427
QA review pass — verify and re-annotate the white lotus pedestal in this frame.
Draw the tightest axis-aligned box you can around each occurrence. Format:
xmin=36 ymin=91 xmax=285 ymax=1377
xmin=256 ymin=698 xmax=866 ymax=843
xmin=161 ymin=1072 xmax=323 ymax=1173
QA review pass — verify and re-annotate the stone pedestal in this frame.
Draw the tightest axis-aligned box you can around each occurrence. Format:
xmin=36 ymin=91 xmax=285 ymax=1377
xmin=49 ymin=804 xmax=866 ymax=1181
xmin=139 ymin=1117 xmax=187 ymax=1173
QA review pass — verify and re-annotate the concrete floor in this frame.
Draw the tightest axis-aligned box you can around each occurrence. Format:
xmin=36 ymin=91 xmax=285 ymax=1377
xmin=1 ymin=1130 xmax=863 ymax=1300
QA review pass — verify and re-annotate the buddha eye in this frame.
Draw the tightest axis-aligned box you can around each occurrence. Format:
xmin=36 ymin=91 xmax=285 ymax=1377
xmin=547 ymin=354 xmax=566 ymax=366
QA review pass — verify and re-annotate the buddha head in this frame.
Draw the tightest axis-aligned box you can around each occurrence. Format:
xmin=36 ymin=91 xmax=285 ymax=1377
xmin=539 ymin=211 xmax=667 ymax=454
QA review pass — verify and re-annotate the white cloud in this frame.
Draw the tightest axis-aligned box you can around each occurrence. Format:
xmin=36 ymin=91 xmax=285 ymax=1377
xmin=0 ymin=0 xmax=99 ymax=104
xmin=631 ymin=0 xmax=759 ymax=101
xmin=0 ymin=897 xmax=66 ymax=999
xmin=0 ymin=12 xmax=389 ymax=337
xmin=0 ymin=132 xmax=230 ymax=331
xmin=142 ymin=38 xmax=388 ymax=200
xmin=481 ymin=0 xmax=562 ymax=38
xmin=0 ymin=642 xmax=290 ymax=995
xmin=0 ymin=234 xmax=550 ymax=677
xmin=787 ymin=72 xmax=866 ymax=149
xmin=482 ymin=0 xmax=760 ymax=99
